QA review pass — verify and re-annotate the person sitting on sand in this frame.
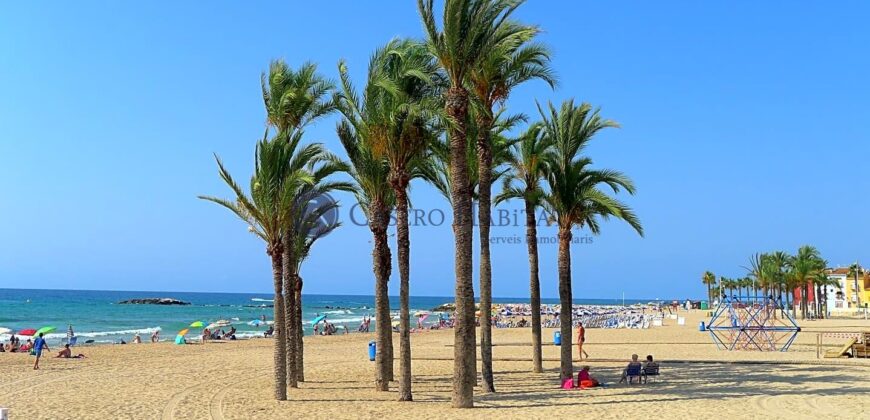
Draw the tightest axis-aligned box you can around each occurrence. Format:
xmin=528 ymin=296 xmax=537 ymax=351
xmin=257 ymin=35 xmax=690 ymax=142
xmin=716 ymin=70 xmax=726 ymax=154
xmin=264 ymin=326 xmax=274 ymax=338
xmin=55 ymin=344 xmax=86 ymax=359
xmin=577 ymin=365 xmax=600 ymax=388
xmin=132 ymin=333 xmax=142 ymax=344
xmin=619 ymin=354 xmax=643 ymax=383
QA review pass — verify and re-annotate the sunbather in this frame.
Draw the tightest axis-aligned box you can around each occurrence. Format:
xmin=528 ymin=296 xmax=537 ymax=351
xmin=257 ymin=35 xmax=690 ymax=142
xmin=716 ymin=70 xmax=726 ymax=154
xmin=56 ymin=344 xmax=86 ymax=359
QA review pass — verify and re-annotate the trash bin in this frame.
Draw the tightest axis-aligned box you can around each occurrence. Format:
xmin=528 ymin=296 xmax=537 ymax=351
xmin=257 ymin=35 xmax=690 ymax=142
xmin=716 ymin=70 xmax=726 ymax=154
xmin=554 ymin=331 xmax=561 ymax=346
xmin=700 ymin=301 xmax=709 ymax=310
xmin=699 ymin=321 xmax=706 ymax=331
xmin=368 ymin=340 xmax=376 ymax=361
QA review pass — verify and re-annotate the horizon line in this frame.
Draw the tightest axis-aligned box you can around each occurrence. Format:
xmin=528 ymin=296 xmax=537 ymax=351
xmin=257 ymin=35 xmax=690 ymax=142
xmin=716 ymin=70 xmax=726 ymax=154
xmin=0 ymin=287 xmax=689 ymax=302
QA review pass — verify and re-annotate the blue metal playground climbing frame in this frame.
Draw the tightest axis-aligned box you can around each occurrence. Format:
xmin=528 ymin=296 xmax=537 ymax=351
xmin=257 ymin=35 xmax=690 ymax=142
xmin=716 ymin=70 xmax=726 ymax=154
xmin=706 ymin=295 xmax=801 ymax=352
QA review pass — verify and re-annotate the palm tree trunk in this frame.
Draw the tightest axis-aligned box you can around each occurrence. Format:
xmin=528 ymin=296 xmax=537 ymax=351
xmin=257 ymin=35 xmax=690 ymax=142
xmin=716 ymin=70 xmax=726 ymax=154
xmin=269 ymin=248 xmax=288 ymax=400
xmin=395 ymin=184 xmax=413 ymax=401
xmin=557 ymin=226 xmax=573 ymax=381
xmin=476 ymin=112 xmax=495 ymax=393
xmin=281 ymin=246 xmax=298 ymax=389
xmin=447 ymin=86 xmax=475 ymax=408
xmin=295 ymin=277 xmax=304 ymax=382
xmin=525 ymin=198 xmax=543 ymax=373
xmin=371 ymin=200 xmax=393 ymax=392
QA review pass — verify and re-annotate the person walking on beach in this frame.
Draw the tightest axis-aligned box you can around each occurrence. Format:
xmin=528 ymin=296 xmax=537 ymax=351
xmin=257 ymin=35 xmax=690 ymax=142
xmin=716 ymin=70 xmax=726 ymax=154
xmin=576 ymin=321 xmax=589 ymax=360
xmin=33 ymin=332 xmax=49 ymax=370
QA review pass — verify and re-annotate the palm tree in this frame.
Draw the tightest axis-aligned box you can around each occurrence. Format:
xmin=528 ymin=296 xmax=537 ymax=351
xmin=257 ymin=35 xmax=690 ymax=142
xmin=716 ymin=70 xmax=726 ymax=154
xmin=789 ymin=246 xmax=824 ymax=319
xmin=496 ymin=122 xmax=550 ymax=373
xmin=261 ymin=59 xmax=337 ymax=384
xmin=539 ymin=99 xmax=643 ymax=381
xmin=702 ymin=271 xmax=717 ymax=304
xmin=467 ymin=21 xmax=555 ymax=393
xmin=335 ymin=59 xmax=398 ymax=392
xmin=813 ymin=270 xmax=832 ymax=318
xmin=418 ymin=0 xmax=524 ymax=406
xmin=719 ymin=276 xmax=734 ymax=299
xmin=346 ymin=38 xmax=444 ymax=401
xmin=279 ymin=135 xmax=352 ymax=384
xmin=768 ymin=251 xmax=792 ymax=315
xmin=199 ymin=136 xmax=313 ymax=400
xmin=847 ymin=263 xmax=863 ymax=309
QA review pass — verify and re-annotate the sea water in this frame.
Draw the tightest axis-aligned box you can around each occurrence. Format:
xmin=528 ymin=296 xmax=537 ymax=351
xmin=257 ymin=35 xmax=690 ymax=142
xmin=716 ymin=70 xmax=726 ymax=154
xmin=0 ymin=288 xmax=648 ymax=345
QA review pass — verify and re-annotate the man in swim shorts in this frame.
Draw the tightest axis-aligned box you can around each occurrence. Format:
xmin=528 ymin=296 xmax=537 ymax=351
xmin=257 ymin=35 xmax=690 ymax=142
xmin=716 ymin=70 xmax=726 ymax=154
xmin=33 ymin=333 xmax=49 ymax=370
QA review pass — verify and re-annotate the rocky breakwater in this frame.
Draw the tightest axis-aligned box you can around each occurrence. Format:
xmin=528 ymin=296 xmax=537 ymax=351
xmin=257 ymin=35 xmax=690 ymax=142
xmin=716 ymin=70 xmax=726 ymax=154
xmin=117 ymin=298 xmax=191 ymax=305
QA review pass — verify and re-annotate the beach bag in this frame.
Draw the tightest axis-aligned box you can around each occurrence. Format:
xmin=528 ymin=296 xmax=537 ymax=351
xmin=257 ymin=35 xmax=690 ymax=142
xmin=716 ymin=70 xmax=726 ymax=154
xmin=561 ymin=377 xmax=575 ymax=389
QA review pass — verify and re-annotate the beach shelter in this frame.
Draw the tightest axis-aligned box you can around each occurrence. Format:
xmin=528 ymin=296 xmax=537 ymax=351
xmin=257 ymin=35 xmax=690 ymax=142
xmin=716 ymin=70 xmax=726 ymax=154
xmin=189 ymin=321 xmax=204 ymax=328
xmin=18 ymin=328 xmax=37 ymax=336
xmin=175 ymin=328 xmax=189 ymax=345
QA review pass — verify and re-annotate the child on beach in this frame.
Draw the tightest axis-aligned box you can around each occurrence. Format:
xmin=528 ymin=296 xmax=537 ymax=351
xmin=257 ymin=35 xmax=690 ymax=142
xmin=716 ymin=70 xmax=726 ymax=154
xmin=577 ymin=366 xmax=599 ymax=388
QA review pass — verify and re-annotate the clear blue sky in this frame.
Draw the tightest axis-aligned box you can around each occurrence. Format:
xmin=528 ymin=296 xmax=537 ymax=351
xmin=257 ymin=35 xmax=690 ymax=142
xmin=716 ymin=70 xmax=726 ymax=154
xmin=2 ymin=1 xmax=868 ymax=299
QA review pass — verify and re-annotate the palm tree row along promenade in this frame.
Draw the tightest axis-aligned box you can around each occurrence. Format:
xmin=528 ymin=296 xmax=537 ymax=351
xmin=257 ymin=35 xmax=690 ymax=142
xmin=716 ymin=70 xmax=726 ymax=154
xmin=703 ymin=245 xmax=853 ymax=320
xmin=200 ymin=0 xmax=643 ymax=407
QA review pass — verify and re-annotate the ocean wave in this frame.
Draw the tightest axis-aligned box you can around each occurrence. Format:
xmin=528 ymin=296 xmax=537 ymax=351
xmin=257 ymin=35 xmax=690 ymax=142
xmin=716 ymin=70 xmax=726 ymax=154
xmin=51 ymin=327 xmax=162 ymax=339
xmin=303 ymin=316 xmax=366 ymax=326
xmin=321 ymin=310 xmax=353 ymax=315
xmin=251 ymin=298 xmax=274 ymax=302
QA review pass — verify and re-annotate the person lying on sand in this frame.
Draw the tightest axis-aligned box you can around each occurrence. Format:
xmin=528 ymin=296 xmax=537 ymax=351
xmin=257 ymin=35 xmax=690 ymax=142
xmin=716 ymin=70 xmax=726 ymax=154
xmin=55 ymin=344 xmax=86 ymax=359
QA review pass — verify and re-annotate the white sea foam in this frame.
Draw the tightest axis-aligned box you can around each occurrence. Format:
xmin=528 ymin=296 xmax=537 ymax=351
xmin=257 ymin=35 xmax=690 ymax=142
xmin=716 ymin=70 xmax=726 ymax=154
xmin=322 ymin=310 xmax=353 ymax=315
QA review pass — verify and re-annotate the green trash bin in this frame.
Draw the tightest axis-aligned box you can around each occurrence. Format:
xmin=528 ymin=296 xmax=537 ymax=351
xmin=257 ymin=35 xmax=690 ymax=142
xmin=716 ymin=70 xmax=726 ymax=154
xmin=700 ymin=301 xmax=709 ymax=310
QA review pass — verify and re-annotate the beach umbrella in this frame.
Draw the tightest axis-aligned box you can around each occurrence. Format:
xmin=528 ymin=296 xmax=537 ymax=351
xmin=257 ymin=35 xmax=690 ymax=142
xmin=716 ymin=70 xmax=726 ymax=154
xmin=189 ymin=321 xmax=204 ymax=328
xmin=36 ymin=326 xmax=56 ymax=336
xmin=19 ymin=328 xmax=37 ymax=336
xmin=67 ymin=324 xmax=75 ymax=340
xmin=175 ymin=328 xmax=189 ymax=345
xmin=248 ymin=320 xmax=264 ymax=327
xmin=414 ymin=311 xmax=429 ymax=317
xmin=0 ymin=327 xmax=11 ymax=335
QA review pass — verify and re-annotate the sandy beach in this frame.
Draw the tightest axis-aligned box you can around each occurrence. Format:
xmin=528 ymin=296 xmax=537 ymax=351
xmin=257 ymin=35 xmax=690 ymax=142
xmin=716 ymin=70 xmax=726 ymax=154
xmin=3 ymin=310 xmax=868 ymax=419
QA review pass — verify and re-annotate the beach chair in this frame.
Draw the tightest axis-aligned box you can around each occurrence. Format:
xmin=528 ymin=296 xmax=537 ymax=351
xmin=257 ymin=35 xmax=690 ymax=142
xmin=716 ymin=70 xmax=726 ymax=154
xmin=642 ymin=363 xmax=660 ymax=383
xmin=622 ymin=364 xmax=643 ymax=385
xmin=824 ymin=338 xmax=857 ymax=358
xmin=68 ymin=336 xmax=78 ymax=347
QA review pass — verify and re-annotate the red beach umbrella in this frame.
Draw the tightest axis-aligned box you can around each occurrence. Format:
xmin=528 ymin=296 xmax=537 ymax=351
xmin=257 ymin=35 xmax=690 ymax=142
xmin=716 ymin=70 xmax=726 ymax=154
xmin=19 ymin=328 xmax=37 ymax=336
